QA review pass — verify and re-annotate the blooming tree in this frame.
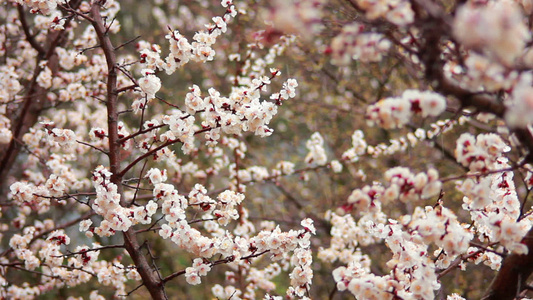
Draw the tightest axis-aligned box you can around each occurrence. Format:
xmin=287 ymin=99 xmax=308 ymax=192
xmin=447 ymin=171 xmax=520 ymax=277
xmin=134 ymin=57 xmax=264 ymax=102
xmin=1 ymin=0 xmax=533 ymax=299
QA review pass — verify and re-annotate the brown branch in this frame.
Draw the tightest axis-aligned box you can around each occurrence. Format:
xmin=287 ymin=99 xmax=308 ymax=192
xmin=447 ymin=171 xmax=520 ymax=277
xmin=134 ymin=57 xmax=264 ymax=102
xmin=441 ymin=165 xmax=524 ymax=183
xmin=114 ymin=35 xmax=141 ymax=51
xmin=119 ymin=138 xmax=180 ymax=177
xmin=135 ymin=217 xmax=218 ymax=234
xmin=117 ymin=123 xmax=165 ymax=144
xmin=3 ymin=263 xmax=61 ymax=279
xmin=123 ymin=282 xmax=145 ymax=297
xmin=129 ymin=159 xmax=149 ymax=205
xmin=54 ymin=263 xmax=97 ymax=277
xmin=76 ymin=140 xmax=109 ymax=155
xmin=89 ymin=1 xmax=166 ymax=299
xmin=482 ymin=231 xmax=533 ymax=300
xmin=162 ymin=250 xmax=270 ymax=283
xmin=54 ymin=244 xmax=124 ymax=258
xmin=155 ymin=95 xmax=183 ymax=109
xmin=119 ymin=125 xmax=216 ymax=177
xmin=16 ymin=4 xmax=45 ymax=56
xmin=437 ymin=249 xmax=483 ymax=280
xmin=116 ymin=84 xmax=137 ymax=94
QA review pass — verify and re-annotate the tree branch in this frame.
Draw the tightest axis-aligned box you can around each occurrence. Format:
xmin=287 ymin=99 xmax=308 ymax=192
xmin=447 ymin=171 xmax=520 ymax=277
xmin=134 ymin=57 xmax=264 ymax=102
xmin=89 ymin=1 xmax=166 ymax=299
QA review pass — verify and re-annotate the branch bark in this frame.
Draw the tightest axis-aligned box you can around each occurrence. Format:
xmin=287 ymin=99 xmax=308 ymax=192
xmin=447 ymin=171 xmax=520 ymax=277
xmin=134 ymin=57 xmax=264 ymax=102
xmin=89 ymin=2 xmax=166 ymax=299
xmin=482 ymin=228 xmax=533 ymax=300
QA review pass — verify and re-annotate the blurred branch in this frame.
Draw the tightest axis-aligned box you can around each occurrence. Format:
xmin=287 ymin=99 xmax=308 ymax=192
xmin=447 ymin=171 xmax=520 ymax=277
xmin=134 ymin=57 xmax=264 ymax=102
xmin=403 ymin=0 xmax=533 ymax=298
xmin=16 ymin=4 xmax=45 ymax=56
xmin=274 ymin=183 xmax=331 ymax=232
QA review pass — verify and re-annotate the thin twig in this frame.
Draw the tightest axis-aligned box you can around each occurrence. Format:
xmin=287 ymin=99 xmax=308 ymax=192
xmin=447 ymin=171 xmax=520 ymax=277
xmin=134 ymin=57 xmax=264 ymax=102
xmin=76 ymin=140 xmax=108 ymax=155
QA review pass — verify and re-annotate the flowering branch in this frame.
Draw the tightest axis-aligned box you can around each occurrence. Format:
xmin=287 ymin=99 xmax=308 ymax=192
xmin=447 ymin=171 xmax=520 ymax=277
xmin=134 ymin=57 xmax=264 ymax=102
xmin=162 ymin=250 xmax=270 ymax=283
xmin=89 ymin=1 xmax=166 ymax=299
xmin=118 ymin=125 xmax=217 ymax=177
xmin=0 ymin=0 xmax=83 ymax=193
xmin=53 ymin=244 xmax=124 ymax=258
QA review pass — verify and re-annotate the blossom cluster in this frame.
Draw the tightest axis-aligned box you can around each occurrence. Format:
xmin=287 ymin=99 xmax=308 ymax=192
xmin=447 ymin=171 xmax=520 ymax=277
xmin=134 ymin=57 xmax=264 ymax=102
xmin=330 ymin=23 xmax=391 ymax=65
xmin=458 ymin=157 xmax=531 ymax=254
xmin=343 ymin=117 xmax=462 ymax=162
xmin=9 ymin=167 xmax=82 ymax=215
xmin=133 ymin=71 xmax=297 ymax=157
xmin=455 ymin=132 xmax=509 ymax=172
xmin=333 ymin=261 xmax=394 ymax=299
xmin=342 ymin=130 xmax=368 ymax=162
xmin=185 ymin=258 xmax=212 ymax=285
xmin=266 ymin=0 xmax=325 ymax=39
xmin=0 ymin=66 xmax=21 ymax=143
xmin=183 ymin=74 xmax=296 ymax=139
xmin=244 ymin=263 xmax=282 ymax=295
xmin=186 ymin=184 xmax=244 ymax=226
xmin=91 ymin=166 xmax=158 ymax=236
xmin=304 ymin=132 xmax=328 ymax=166
xmin=505 ymin=73 xmax=533 ymax=128
xmin=366 ymin=89 xmax=447 ymax=129
xmin=318 ymin=212 xmax=381 ymax=265
xmin=230 ymin=35 xmax=296 ymax=87
xmin=453 ymin=1 xmax=529 ymax=66
xmin=385 ymin=167 xmax=441 ymax=201
xmin=463 ymin=246 xmax=502 ymax=271
xmin=42 ymin=122 xmax=77 ymax=151
xmin=212 ymin=283 xmax=243 ymax=300
xmin=158 ymin=210 xmax=316 ymax=296
xmin=5 ymin=218 xmax=137 ymax=298
xmin=15 ymin=0 xmax=65 ymax=15
xmin=7 ymin=0 xmax=533 ymax=298
xmin=254 ymin=219 xmax=315 ymax=297
xmin=137 ymin=0 xmax=237 ymax=75
xmin=445 ymin=53 xmax=519 ymax=93
xmin=326 ymin=219 xmax=440 ymax=299
xmin=345 ymin=167 xmax=442 ymax=214
xmin=133 ymin=0 xmax=238 ymax=112
xmin=353 ymin=0 xmax=414 ymax=26
xmin=409 ymin=205 xmax=473 ymax=256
